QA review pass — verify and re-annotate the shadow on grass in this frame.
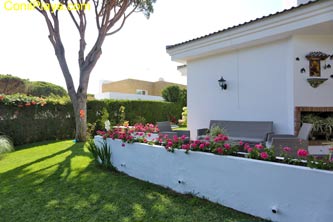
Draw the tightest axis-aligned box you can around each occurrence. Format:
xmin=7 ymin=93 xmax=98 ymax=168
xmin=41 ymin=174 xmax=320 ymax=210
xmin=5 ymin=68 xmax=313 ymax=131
xmin=0 ymin=141 xmax=267 ymax=222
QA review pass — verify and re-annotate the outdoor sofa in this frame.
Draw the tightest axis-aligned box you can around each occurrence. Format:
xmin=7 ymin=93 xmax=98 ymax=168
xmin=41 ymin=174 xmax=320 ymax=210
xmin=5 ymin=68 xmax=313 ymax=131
xmin=197 ymin=120 xmax=274 ymax=144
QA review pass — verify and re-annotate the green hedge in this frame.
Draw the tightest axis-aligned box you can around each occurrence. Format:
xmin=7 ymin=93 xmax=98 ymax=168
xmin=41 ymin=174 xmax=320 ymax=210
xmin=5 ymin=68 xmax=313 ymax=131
xmin=0 ymin=99 xmax=182 ymax=145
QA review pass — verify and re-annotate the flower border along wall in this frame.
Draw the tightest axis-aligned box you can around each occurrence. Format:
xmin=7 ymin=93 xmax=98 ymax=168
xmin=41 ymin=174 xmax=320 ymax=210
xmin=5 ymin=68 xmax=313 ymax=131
xmin=94 ymin=135 xmax=333 ymax=222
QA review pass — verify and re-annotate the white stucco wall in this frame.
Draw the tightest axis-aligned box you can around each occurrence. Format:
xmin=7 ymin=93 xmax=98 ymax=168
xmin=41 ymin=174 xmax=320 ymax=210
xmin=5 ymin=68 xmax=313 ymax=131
xmin=97 ymin=137 xmax=333 ymax=222
xmin=188 ymin=39 xmax=294 ymax=138
xmin=95 ymin=92 xmax=164 ymax=101
xmin=293 ymin=35 xmax=333 ymax=107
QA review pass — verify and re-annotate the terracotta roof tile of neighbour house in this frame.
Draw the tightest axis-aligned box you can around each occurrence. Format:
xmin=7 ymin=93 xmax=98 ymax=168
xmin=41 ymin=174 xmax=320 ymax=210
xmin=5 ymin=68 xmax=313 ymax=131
xmin=166 ymin=0 xmax=321 ymax=50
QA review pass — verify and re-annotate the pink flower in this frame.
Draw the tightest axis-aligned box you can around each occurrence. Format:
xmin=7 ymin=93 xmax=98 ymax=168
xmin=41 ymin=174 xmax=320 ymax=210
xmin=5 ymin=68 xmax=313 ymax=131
xmin=194 ymin=140 xmax=201 ymax=145
xmin=329 ymin=147 xmax=333 ymax=152
xmin=255 ymin=144 xmax=264 ymax=150
xmin=181 ymin=144 xmax=190 ymax=150
xmin=243 ymin=143 xmax=251 ymax=152
xmin=199 ymin=143 xmax=205 ymax=150
xmin=239 ymin=141 xmax=244 ymax=146
xmin=191 ymin=143 xmax=197 ymax=149
xmin=204 ymin=136 xmax=210 ymax=141
xmin=283 ymin=146 xmax=292 ymax=152
xmin=297 ymin=149 xmax=308 ymax=157
xmin=181 ymin=135 xmax=187 ymax=140
xmin=224 ymin=143 xmax=231 ymax=150
xmin=222 ymin=136 xmax=229 ymax=141
xmin=147 ymin=133 xmax=151 ymax=137
xmin=260 ymin=152 xmax=269 ymax=159
xmin=167 ymin=141 xmax=173 ymax=148
xmin=247 ymin=148 xmax=253 ymax=153
xmin=216 ymin=147 xmax=223 ymax=154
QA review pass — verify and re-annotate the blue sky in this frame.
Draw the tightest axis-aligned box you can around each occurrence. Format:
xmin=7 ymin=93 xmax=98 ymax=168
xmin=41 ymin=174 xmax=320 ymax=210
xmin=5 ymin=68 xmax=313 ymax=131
xmin=0 ymin=0 xmax=297 ymax=94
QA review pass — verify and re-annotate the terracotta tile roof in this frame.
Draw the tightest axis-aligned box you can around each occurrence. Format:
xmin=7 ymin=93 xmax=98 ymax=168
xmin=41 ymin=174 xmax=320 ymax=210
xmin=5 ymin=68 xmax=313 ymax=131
xmin=166 ymin=0 xmax=322 ymax=50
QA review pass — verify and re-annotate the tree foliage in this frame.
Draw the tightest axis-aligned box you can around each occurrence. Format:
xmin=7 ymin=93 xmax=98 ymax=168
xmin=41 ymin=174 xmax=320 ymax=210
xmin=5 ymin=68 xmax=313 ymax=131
xmin=27 ymin=81 xmax=68 ymax=97
xmin=162 ymin=85 xmax=181 ymax=103
xmin=162 ymin=85 xmax=187 ymax=107
xmin=27 ymin=0 xmax=156 ymax=141
xmin=0 ymin=74 xmax=67 ymax=97
xmin=0 ymin=74 xmax=26 ymax=95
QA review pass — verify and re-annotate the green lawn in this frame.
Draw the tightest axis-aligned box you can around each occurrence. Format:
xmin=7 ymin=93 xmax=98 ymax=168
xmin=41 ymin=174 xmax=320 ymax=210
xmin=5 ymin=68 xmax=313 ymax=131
xmin=0 ymin=140 xmax=266 ymax=222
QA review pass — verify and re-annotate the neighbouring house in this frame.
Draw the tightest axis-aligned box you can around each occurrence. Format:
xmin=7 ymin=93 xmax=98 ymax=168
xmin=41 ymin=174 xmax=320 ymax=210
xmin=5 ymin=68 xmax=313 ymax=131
xmin=167 ymin=0 xmax=333 ymax=139
xmin=96 ymin=78 xmax=186 ymax=101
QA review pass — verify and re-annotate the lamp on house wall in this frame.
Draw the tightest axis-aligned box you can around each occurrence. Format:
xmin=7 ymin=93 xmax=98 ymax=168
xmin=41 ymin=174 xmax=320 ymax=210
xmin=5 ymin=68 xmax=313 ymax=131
xmin=218 ymin=76 xmax=227 ymax=90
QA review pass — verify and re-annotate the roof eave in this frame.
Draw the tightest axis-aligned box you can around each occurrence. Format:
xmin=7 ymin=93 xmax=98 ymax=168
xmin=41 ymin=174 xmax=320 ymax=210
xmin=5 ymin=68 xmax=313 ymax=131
xmin=166 ymin=0 xmax=333 ymax=63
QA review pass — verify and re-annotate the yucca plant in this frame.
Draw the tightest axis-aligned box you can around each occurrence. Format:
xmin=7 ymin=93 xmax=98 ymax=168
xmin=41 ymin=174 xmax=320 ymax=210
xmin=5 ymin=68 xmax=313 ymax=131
xmin=0 ymin=134 xmax=14 ymax=154
xmin=86 ymin=139 xmax=113 ymax=170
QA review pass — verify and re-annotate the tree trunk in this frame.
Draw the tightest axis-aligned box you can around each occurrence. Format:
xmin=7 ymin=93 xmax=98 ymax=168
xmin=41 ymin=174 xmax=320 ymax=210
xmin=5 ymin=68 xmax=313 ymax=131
xmin=72 ymin=92 xmax=87 ymax=142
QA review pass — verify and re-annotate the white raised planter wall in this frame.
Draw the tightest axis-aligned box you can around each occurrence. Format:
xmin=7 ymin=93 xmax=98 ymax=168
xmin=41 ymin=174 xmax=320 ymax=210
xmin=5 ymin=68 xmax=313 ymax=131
xmin=95 ymin=137 xmax=333 ymax=222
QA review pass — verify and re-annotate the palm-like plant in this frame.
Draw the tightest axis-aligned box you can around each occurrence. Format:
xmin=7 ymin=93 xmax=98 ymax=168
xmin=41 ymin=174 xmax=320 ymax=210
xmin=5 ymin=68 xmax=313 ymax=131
xmin=0 ymin=134 xmax=14 ymax=154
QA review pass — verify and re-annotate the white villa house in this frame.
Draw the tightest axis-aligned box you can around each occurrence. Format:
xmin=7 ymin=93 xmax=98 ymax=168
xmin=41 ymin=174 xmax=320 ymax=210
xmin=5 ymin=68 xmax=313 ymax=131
xmin=167 ymin=0 xmax=333 ymax=139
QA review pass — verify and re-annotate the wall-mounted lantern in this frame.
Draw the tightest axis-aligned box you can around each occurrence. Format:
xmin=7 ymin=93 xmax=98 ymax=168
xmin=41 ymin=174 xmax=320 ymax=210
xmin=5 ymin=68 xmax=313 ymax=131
xmin=218 ymin=76 xmax=227 ymax=90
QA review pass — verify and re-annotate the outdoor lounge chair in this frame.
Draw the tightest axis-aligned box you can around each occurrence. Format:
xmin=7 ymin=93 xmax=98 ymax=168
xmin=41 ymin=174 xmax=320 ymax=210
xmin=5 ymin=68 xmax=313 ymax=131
xmin=157 ymin=121 xmax=190 ymax=138
xmin=266 ymin=123 xmax=313 ymax=157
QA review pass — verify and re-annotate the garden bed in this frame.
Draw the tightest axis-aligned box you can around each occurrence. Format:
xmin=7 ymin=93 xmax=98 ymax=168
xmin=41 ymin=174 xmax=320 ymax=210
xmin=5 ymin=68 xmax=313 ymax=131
xmin=95 ymin=136 xmax=333 ymax=222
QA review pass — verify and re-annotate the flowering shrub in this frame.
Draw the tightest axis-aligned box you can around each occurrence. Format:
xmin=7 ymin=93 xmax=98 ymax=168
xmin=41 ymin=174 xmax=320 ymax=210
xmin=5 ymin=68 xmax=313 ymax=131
xmin=0 ymin=93 xmax=46 ymax=107
xmin=96 ymin=126 xmax=333 ymax=171
xmin=132 ymin=123 xmax=159 ymax=133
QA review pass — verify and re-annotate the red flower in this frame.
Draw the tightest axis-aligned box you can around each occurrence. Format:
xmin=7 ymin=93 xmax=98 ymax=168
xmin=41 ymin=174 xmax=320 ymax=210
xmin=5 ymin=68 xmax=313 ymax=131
xmin=216 ymin=147 xmax=223 ymax=154
xmin=181 ymin=144 xmax=190 ymax=150
xmin=181 ymin=135 xmax=187 ymax=140
xmin=0 ymin=95 xmax=4 ymax=101
xmin=224 ymin=143 xmax=231 ymax=150
xmin=255 ymin=144 xmax=263 ymax=149
xmin=31 ymin=101 xmax=37 ymax=105
xmin=297 ymin=149 xmax=308 ymax=157
xmin=283 ymin=146 xmax=292 ymax=152
xmin=25 ymin=102 xmax=31 ymax=107
xmin=199 ymin=143 xmax=205 ymax=150
xmin=260 ymin=152 xmax=269 ymax=159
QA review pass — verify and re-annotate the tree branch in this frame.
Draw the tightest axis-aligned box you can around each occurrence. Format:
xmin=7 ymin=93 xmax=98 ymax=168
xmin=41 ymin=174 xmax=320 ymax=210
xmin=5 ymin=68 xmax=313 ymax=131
xmin=106 ymin=5 xmax=137 ymax=36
